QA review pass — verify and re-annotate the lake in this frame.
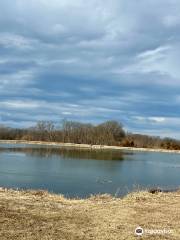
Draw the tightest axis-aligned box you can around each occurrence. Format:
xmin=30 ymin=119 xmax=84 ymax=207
xmin=0 ymin=143 xmax=180 ymax=198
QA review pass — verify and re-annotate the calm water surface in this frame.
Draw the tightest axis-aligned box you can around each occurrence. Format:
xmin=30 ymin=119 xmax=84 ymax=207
xmin=0 ymin=143 xmax=180 ymax=197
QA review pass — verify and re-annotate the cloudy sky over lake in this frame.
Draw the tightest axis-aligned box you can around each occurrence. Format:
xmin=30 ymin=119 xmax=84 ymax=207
xmin=0 ymin=0 xmax=180 ymax=138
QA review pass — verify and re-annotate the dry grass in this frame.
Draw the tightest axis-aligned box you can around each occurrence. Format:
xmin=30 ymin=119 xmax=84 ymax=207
xmin=0 ymin=188 xmax=180 ymax=239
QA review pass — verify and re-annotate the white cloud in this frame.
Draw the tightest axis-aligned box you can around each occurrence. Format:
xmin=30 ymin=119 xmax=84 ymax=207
xmin=134 ymin=116 xmax=180 ymax=126
xmin=0 ymin=100 xmax=40 ymax=109
xmin=134 ymin=116 xmax=166 ymax=124
xmin=148 ymin=117 xmax=166 ymax=123
xmin=137 ymin=46 xmax=171 ymax=60
xmin=0 ymin=33 xmax=37 ymax=50
xmin=0 ymin=70 xmax=35 ymax=93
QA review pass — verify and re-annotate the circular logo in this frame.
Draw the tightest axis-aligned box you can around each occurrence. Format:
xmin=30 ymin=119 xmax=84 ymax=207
xmin=135 ymin=226 xmax=144 ymax=236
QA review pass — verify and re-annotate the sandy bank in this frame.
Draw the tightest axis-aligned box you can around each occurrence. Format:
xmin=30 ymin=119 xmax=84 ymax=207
xmin=0 ymin=139 xmax=180 ymax=154
xmin=0 ymin=187 xmax=179 ymax=239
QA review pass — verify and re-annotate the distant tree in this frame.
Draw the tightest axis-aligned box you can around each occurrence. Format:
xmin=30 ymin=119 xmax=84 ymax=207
xmin=1 ymin=119 xmax=180 ymax=150
xmin=99 ymin=121 xmax=125 ymax=142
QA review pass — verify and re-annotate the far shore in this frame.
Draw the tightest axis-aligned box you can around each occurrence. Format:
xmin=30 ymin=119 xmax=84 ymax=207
xmin=0 ymin=139 xmax=180 ymax=154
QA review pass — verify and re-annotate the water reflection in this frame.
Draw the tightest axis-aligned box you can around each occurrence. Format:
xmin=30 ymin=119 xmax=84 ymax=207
xmin=0 ymin=146 xmax=128 ymax=161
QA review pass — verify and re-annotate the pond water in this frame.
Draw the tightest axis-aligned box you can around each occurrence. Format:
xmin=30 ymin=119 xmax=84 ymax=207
xmin=0 ymin=143 xmax=180 ymax=198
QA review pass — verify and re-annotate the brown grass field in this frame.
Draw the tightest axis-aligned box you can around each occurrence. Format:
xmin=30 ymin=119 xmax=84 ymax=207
xmin=0 ymin=188 xmax=180 ymax=240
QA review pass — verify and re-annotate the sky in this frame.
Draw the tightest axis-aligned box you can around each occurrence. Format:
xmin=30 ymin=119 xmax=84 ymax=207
xmin=0 ymin=0 xmax=180 ymax=138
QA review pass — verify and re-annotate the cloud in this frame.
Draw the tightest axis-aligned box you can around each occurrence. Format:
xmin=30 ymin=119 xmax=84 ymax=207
xmin=0 ymin=0 xmax=180 ymax=138
xmin=0 ymin=33 xmax=37 ymax=50
xmin=0 ymin=100 xmax=40 ymax=109
xmin=134 ymin=116 xmax=166 ymax=124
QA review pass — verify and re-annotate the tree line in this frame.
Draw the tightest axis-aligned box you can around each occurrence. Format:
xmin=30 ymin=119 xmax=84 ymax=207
xmin=0 ymin=120 xmax=180 ymax=150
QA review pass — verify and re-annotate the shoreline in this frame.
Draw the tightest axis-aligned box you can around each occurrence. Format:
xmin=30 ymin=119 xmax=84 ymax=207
xmin=0 ymin=139 xmax=180 ymax=154
xmin=0 ymin=187 xmax=180 ymax=239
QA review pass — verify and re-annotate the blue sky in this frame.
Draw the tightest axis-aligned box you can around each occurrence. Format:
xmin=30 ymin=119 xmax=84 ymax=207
xmin=0 ymin=0 xmax=180 ymax=138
